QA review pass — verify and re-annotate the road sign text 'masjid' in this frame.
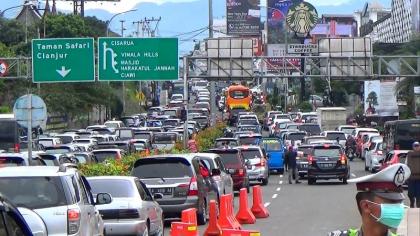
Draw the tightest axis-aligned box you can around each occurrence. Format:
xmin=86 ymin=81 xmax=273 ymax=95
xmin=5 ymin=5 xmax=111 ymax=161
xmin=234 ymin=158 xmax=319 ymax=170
xmin=98 ymin=38 xmax=178 ymax=81
xmin=32 ymin=38 xmax=95 ymax=83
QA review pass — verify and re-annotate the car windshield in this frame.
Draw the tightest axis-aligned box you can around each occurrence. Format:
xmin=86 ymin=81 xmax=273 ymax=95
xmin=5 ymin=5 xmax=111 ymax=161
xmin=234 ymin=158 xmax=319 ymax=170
xmin=239 ymin=119 xmax=258 ymax=126
xmin=239 ymin=137 xmax=262 ymax=145
xmin=299 ymin=125 xmax=321 ymax=135
xmin=215 ymin=140 xmax=237 ymax=147
xmin=105 ymin=122 xmax=120 ymax=128
xmin=117 ymin=130 xmax=133 ymax=139
xmin=133 ymin=159 xmax=192 ymax=178
xmin=263 ymin=140 xmax=281 ymax=150
xmin=313 ymin=147 xmax=341 ymax=157
xmin=0 ymin=177 xmax=66 ymax=209
xmin=341 ymin=128 xmax=355 ymax=135
xmin=89 ymin=179 xmax=135 ymax=198
xmin=216 ymin=152 xmax=241 ymax=166
xmin=163 ymin=110 xmax=177 ymax=117
xmin=154 ymin=134 xmax=177 ymax=144
xmin=298 ymin=147 xmax=313 ymax=156
xmin=45 ymin=147 xmax=71 ymax=154
xmin=93 ymin=151 xmax=118 ymax=162
xmin=134 ymin=133 xmax=151 ymax=140
xmin=326 ymin=133 xmax=346 ymax=140
xmin=275 ymin=115 xmax=290 ymax=120
xmin=287 ymin=133 xmax=305 ymax=141
xmin=0 ymin=157 xmax=25 ymax=167
xmin=38 ymin=140 xmax=54 ymax=147
xmin=134 ymin=143 xmax=145 ymax=150
xmin=241 ymin=150 xmax=262 ymax=160
xmin=163 ymin=120 xmax=179 ymax=126
xmin=193 ymin=117 xmax=208 ymax=123
xmin=229 ymin=90 xmax=249 ymax=99
xmin=57 ymin=136 xmax=73 ymax=144
xmin=93 ymin=129 xmax=113 ymax=135
xmin=73 ymin=154 xmax=88 ymax=164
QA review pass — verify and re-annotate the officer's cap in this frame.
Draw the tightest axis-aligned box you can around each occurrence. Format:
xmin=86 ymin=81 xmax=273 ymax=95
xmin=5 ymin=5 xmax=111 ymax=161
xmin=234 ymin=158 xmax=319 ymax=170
xmin=348 ymin=163 xmax=411 ymax=201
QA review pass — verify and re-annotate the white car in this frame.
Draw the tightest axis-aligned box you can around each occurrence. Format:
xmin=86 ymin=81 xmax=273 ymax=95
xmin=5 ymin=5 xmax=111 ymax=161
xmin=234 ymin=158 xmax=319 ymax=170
xmin=104 ymin=120 xmax=125 ymax=130
xmin=365 ymin=140 xmax=384 ymax=173
xmin=337 ymin=125 xmax=356 ymax=136
xmin=361 ymin=134 xmax=382 ymax=160
xmin=170 ymin=93 xmax=184 ymax=101
xmin=192 ymin=80 xmax=208 ymax=93
xmin=320 ymin=131 xmax=347 ymax=147
xmin=88 ymin=176 xmax=164 ymax=236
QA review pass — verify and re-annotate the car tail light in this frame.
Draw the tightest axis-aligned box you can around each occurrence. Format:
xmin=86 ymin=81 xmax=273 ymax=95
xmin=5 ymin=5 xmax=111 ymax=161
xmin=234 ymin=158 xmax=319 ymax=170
xmin=14 ymin=143 xmax=20 ymax=153
xmin=307 ymin=155 xmax=314 ymax=165
xmin=238 ymin=169 xmax=245 ymax=176
xmin=68 ymin=209 xmax=81 ymax=234
xmin=187 ymin=177 xmax=198 ymax=196
xmin=339 ymin=154 xmax=347 ymax=165
xmin=255 ymin=158 xmax=266 ymax=167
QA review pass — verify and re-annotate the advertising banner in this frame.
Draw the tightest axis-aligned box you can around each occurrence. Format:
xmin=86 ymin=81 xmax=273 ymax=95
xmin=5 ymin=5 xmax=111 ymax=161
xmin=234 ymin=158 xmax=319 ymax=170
xmin=364 ymin=81 xmax=399 ymax=117
xmin=266 ymin=44 xmax=300 ymax=71
xmin=226 ymin=0 xmax=261 ymax=36
xmin=267 ymin=0 xmax=302 ymax=43
xmin=415 ymin=86 xmax=420 ymax=118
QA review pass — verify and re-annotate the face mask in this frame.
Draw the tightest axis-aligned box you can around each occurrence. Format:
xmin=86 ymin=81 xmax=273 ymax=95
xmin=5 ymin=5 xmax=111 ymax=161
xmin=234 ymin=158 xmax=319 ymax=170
xmin=367 ymin=200 xmax=406 ymax=229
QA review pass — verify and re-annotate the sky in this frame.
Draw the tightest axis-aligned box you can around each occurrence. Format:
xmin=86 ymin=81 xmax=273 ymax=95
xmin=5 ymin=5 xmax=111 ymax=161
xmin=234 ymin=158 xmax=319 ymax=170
xmin=2 ymin=0 xmax=393 ymax=54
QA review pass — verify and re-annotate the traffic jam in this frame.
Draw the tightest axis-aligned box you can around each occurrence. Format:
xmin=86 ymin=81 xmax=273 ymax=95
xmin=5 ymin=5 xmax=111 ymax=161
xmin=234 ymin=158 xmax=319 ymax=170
xmin=0 ymin=79 xmax=419 ymax=236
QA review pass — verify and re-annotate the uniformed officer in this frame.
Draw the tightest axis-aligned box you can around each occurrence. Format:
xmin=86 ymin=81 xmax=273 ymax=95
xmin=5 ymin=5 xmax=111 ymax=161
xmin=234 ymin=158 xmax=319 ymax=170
xmin=328 ymin=163 xmax=411 ymax=236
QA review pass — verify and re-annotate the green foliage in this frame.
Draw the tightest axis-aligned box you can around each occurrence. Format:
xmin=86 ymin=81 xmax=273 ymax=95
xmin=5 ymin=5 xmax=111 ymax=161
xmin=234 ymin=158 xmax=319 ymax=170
xmin=0 ymin=106 xmax=11 ymax=114
xmin=196 ymin=122 xmax=226 ymax=152
xmin=298 ymin=101 xmax=312 ymax=112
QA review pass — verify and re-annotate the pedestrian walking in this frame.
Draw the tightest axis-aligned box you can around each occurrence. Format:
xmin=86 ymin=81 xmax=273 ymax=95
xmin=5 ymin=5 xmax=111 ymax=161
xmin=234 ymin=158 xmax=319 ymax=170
xmin=328 ymin=164 xmax=411 ymax=236
xmin=284 ymin=146 xmax=289 ymax=172
xmin=287 ymin=146 xmax=300 ymax=184
xmin=407 ymin=141 xmax=420 ymax=208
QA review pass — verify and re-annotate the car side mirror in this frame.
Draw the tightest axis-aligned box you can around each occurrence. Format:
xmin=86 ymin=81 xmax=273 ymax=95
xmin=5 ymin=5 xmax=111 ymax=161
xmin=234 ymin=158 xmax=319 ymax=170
xmin=96 ymin=193 xmax=112 ymax=205
xmin=211 ymin=168 xmax=221 ymax=176
xmin=153 ymin=193 xmax=163 ymax=200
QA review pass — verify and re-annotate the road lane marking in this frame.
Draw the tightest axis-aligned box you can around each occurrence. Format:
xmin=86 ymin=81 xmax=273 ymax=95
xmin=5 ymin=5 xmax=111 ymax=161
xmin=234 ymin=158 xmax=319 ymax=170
xmin=264 ymin=202 xmax=271 ymax=207
xmin=280 ymin=175 xmax=283 ymax=178
xmin=279 ymin=180 xmax=283 ymax=185
xmin=276 ymin=187 xmax=281 ymax=191
xmin=351 ymin=173 xmax=356 ymax=178
xmin=272 ymin=194 xmax=278 ymax=199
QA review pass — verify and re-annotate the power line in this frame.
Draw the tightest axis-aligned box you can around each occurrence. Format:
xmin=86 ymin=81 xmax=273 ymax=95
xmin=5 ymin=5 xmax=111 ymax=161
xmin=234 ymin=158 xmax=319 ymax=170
xmin=171 ymin=26 xmax=209 ymax=37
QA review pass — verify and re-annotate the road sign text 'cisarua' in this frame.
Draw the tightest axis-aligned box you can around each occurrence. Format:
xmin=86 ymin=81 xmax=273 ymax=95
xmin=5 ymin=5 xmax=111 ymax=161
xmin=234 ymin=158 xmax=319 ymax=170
xmin=98 ymin=38 xmax=178 ymax=81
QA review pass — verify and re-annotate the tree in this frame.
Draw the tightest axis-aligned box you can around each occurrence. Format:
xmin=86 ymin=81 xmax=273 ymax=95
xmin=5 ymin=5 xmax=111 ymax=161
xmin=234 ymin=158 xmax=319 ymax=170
xmin=366 ymin=91 xmax=378 ymax=106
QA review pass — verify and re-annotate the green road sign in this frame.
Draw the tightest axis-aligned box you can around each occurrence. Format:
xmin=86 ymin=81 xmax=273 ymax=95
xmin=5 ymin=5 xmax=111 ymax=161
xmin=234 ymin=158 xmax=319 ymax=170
xmin=32 ymin=38 xmax=95 ymax=83
xmin=98 ymin=38 xmax=178 ymax=81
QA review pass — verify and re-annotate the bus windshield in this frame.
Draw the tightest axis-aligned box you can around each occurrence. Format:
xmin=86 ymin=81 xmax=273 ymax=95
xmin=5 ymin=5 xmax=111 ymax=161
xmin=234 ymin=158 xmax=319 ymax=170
xmin=229 ymin=90 xmax=249 ymax=99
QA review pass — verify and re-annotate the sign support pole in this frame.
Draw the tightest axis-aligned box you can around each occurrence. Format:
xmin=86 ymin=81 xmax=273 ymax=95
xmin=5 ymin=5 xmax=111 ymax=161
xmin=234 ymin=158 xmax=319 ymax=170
xmin=27 ymin=92 xmax=32 ymax=164
xmin=300 ymin=38 xmax=305 ymax=103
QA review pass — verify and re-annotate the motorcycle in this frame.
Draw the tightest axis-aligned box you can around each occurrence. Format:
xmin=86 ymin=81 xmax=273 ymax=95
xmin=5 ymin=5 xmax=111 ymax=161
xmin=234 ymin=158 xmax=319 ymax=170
xmin=346 ymin=147 xmax=356 ymax=161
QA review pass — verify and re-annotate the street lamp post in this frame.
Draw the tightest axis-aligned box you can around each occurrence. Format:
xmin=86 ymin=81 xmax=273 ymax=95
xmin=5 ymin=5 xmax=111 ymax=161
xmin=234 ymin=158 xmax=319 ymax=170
xmin=0 ymin=2 xmax=32 ymax=17
xmin=106 ymin=9 xmax=137 ymax=37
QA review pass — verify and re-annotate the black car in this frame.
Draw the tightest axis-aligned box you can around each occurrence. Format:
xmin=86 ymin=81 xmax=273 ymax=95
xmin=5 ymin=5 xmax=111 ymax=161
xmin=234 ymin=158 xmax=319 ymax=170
xmin=296 ymin=144 xmax=314 ymax=178
xmin=298 ymin=124 xmax=321 ymax=136
xmin=307 ymin=144 xmax=350 ymax=185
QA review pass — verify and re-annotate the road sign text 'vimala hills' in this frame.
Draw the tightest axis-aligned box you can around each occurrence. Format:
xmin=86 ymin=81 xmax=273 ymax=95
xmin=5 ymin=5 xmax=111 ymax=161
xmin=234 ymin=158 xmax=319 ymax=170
xmin=32 ymin=38 xmax=95 ymax=83
xmin=98 ymin=38 xmax=178 ymax=81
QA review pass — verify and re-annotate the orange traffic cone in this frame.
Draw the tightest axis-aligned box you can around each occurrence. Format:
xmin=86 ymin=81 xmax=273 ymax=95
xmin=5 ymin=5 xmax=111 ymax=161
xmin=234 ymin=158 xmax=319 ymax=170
xmin=218 ymin=194 xmax=240 ymax=230
xmin=251 ymin=185 xmax=269 ymax=218
xmin=235 ymin=188 xmax=256 ymax=224
xmin=227 ymin=194 xmax=242 ymax=229
xmin=203 ymin=200 xmax=222 ymax=236
xmin=181 ymin=208 xmax=197 ymax=226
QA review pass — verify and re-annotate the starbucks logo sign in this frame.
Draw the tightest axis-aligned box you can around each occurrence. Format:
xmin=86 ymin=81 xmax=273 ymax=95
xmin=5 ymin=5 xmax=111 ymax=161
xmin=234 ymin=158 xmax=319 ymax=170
xmin=286 ymin=2 xmax=318 ymax=37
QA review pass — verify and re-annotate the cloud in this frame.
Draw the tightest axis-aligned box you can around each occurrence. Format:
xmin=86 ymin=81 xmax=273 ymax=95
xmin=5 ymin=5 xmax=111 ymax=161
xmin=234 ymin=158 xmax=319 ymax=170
xmin=52 ymin=0 xmax=198 ymax=14
xmin=306 ymin=0 xmax=352 ymax=7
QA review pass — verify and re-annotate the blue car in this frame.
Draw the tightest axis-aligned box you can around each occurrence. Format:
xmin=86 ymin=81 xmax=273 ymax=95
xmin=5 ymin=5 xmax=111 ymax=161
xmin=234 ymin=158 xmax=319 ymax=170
xmin=0 ymin=194 xmax=33 ymax=236
xmin=263 ymin=137 xmax=285 ymax=174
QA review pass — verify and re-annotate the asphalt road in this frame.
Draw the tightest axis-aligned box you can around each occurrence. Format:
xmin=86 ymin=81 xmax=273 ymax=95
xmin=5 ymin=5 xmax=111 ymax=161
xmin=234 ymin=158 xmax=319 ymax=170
xmin=163 ymin=158 xmax=374 ymax=236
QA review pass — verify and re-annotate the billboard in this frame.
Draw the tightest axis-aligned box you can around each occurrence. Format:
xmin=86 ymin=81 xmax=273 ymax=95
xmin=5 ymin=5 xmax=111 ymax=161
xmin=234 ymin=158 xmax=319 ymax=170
xmin=226 ymin=0 xmax=261 ymax=36
xmin=364 ymin=81 xmax=398 ymax=117
xmin=267 ymin=0 xmax=302 ymax=44
xmin=266 ymin=44 xmax=300 ymax=72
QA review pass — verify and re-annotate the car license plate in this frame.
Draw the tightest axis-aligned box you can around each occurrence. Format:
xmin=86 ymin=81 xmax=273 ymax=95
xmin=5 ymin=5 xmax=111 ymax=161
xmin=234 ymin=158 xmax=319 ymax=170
xmin=150 ymin=187 xmax=173 ymax=195
xmin=320 ymin=163 xmax=335 ymax=168
xmin=302 ymin=164 xmax=307 ymax=168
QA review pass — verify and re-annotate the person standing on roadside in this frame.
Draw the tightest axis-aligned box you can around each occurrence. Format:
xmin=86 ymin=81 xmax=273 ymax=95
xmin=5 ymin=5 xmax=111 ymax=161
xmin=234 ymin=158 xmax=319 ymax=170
xmin=407 ymin=141 xmax=420 ymax=208
xmin=287 ymin=146 xmax=300 ymax=184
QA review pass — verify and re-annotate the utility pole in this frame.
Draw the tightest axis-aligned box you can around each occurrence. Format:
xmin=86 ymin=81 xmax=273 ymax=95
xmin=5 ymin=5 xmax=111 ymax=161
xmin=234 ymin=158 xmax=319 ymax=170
xmin=120 ymin=20 xmax=126 ymax=37
xmin=208 ymin=0 xmax=217 ymax=125
xmin=133 ymin=21 xmax=141 ymax=37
